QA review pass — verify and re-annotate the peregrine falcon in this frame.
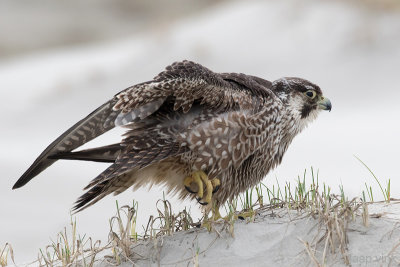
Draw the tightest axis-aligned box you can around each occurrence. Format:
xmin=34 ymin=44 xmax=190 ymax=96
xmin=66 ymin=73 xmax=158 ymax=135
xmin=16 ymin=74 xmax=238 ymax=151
xmin=13 ymin=60 xmax=331 ymax=213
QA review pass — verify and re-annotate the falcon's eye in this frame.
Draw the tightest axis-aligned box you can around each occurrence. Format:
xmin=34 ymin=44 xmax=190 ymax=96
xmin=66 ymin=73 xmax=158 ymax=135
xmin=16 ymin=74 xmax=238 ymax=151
xmin=305 ymin=90 xmax=316 ymax=99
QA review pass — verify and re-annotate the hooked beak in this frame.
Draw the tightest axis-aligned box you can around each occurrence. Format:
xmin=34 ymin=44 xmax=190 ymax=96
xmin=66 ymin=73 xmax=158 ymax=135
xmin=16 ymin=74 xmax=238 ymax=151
xmin=318 ymin=96 xmax=332 ymax=112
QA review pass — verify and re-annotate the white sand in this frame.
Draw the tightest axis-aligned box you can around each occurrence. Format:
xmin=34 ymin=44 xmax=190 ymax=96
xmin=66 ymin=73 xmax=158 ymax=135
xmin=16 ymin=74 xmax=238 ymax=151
xmin=94 ymin=202 xmax=400 ymax=266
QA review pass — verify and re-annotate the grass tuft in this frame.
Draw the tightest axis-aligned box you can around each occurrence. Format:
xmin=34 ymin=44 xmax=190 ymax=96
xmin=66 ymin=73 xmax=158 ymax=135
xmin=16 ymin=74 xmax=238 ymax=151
xmin=105 ymin=196 xmax=197 ymax=264
xmin=142 ymin=194 xmax=195 ymax=240
xmin=106 ymin=200 xmax=138 ymax=265
xmin=37 ymin=216 xmax=104 ymax=267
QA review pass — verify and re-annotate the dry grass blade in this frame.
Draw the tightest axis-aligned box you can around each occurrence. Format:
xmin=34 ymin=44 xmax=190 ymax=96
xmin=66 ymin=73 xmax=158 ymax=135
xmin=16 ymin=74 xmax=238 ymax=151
xmin=0 ymin=243 xmax=15 ymax=267
xmin=298 ymin=238 xmax=322 ymax=267
xmin=107 ymin=200 xmax=138 ymax=264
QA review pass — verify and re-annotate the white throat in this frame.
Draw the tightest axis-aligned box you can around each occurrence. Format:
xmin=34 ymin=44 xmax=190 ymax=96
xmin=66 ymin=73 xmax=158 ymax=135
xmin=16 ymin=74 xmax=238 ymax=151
xmin=286 ymin=94 xmax=321 ymax=136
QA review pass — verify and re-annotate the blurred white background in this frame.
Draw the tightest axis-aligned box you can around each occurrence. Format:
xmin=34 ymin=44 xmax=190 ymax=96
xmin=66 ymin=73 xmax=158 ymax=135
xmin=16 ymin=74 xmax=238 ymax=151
xmin=1 ymin=0 xmax=400 ymax=263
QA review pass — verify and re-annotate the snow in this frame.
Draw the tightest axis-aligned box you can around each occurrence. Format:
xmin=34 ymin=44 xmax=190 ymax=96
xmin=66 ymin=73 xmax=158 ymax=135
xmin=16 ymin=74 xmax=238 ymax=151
xmin=1 ymin=0 xmax=400 ymax=264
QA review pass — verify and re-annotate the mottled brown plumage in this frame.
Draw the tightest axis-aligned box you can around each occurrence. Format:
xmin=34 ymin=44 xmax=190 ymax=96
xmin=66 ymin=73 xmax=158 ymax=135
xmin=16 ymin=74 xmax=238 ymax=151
xmin=13 ymin=60 xmax=331 ymax=212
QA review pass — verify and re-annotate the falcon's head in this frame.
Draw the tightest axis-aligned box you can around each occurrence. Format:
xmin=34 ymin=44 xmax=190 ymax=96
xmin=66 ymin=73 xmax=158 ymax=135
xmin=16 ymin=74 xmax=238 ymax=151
xmin=272 ymin=77 xmax=332 ymax=127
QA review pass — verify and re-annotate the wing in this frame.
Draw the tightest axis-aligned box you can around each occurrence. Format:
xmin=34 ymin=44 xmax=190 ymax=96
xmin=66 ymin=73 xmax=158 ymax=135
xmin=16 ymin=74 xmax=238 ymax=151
xmin=113 ymin=60 xmax=238 ymax=117
xmin=48 ymin=143 xmax=122 ymax=163
xmin=13 ymin=100 xmax=119 ymax=189
xmin=13 ymin=60 xmax=277 ymax=196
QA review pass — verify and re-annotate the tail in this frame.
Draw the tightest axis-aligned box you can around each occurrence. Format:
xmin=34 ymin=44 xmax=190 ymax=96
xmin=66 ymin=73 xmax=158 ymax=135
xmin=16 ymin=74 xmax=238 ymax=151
xmin=72 ymin=141 xmax=183 ymax=212
xmin=13 ymin=99 xmax=119 ymax=189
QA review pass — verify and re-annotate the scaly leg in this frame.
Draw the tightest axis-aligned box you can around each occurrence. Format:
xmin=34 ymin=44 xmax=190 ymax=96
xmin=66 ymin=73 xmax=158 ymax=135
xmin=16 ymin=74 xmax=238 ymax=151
xmin=210 ymin=203 xmax=222 ymax=221
xmin=201 ymin=202 xmax=222 ymax=230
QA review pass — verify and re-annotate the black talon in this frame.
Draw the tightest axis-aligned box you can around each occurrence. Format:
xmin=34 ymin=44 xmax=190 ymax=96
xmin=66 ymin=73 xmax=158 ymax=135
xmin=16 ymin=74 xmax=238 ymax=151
xmin=185 ymin=185 xmax=197 ymax=194
xmin=238 ymin=216 xmax=245 ymax=220
xmin=196 ymin=197 xmax=208 ymax=205
xmin=212 ymin=185 xmax=220 ymax=193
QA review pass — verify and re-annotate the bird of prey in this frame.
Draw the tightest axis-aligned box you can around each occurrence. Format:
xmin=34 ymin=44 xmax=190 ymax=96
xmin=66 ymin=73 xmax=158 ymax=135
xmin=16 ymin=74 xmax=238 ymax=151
xmin=13 ymin=60 xmax=331 ymax=215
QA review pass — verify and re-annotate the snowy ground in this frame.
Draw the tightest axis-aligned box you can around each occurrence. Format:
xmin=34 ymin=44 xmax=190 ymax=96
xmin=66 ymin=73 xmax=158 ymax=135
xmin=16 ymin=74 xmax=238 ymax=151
xmin=94 ymin=202 xmax=400 ymax=266
xmin=1 ymin=0 xmax=400 ymax=264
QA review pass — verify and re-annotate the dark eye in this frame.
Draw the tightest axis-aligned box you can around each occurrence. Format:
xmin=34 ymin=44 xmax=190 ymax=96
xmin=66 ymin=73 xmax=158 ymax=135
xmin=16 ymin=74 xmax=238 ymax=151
xmin=305 ymin=90 xmax=316 ymax=99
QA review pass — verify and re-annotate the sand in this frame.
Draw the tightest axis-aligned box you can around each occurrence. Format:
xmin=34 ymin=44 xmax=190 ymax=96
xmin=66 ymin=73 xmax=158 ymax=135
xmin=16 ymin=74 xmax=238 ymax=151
xmin=93 ymin=202 xmax=400 ymax=266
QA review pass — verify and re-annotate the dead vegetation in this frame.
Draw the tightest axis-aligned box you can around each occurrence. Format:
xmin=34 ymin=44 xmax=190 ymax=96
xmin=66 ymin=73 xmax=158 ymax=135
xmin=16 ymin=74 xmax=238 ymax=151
xmin=36 ymin=218 xmax=105 ymax=267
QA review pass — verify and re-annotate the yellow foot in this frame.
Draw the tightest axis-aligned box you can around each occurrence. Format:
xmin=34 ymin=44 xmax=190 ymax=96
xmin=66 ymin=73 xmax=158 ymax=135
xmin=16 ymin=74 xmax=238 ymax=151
xmin=183 ymin=171 xmax=220 ymax=205
xmin=219 ymin=209 xmax=255 ymax=222
xmin=201 ymin=205 xmax=222 ymax=231
xmin=199 ymin=208 xmax=256 ymax=231
xmin=237 ymin=210 xmax=256 ymax=221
